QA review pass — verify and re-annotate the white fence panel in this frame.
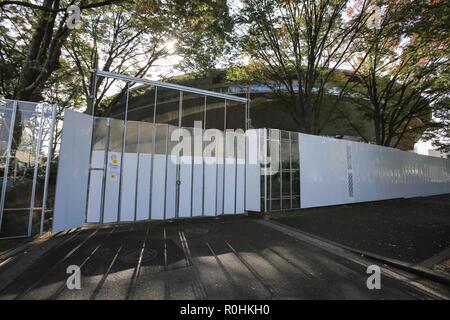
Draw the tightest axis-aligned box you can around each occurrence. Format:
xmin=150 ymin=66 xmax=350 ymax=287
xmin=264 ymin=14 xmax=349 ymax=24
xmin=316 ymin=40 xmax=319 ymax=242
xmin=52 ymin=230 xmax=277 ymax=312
xmin=298 ymin=133 xmax=351 ymax=208
xmin=299 ymin=133 xmax=450 ymax=209
xmin=204 ymin=156 xmax=217 ymax=216
xmin=192 ymin=156 xmax=204 ymax=216
xmin=245 ymin=129 xmax=261 ymax=212
xmin=165 ymin=154 xmax=177 ymax=219
xmin=86 ymin=151 xmax=103 ymax=223
xmin=53 ymin=110 xmax=92 ymax=232
xmin=179 ymin=155 xmax=192 ymax=217
xmin=103 ymin=151 xmax=121 ymax=223
xmin=136 ymin=154 xmax=151 ymax=221
xmin=120 ymin=153 xmax=138 ymax=221
xmin=151 ymin=154 xmax=166 ymax=220
xmin=224 ymin=132 xmax=237 ymax=214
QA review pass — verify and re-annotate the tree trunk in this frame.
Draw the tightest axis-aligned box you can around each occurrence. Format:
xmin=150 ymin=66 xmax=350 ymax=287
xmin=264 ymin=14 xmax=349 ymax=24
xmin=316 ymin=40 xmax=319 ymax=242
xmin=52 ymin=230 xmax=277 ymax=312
xmin=13 ymin=0 xmax=71 ymax=101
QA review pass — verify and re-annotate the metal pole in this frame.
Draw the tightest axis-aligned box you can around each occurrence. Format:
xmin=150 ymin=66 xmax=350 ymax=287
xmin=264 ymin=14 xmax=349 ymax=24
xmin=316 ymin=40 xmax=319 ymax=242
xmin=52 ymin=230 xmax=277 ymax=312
xmin=39 ymin=104 xmax=57 ymax=235
xmin=234 ymin=132 xmax=237 ymax=214
xmin=222 ymin=99 xmax=227 ymax=215
xmin=178 ymin=91 xmax=183 ymax=128
xmin=28 ymin=104 xmax=46 ymax=237
xmin=246 ymin=87 xmax=251 ymax=130
xmin=244 ymin=121 xmax=247 ymax=213
xmin=148 ymin=87 xmax=158 ymax=220
xmin=215 ymin=134 xmax=218 ymax=216
xmin=298 ymin=133 xmax=301 ymax=208
xmin=99 ymin=119 xmax=111 ymax=224
xmin=90 ymin=70 xmax=98 ymax=117
xmin=134 ymin=122 xmax=141 ymax=221
xmin=189 ymin=95 xmax=195 ymax=217
xmin=0 ymin=101 xmax=17 ymax=232
xmin=269 ymin=130 xmax=272 ymax=212
xmin=202 ymin=96 xmax=206 ymax=216
xmin=289 ymin=131 xmax=293 ymax=209
xmin=260 ymin=130 xmax=263 ymax=212
xmin=264 ymin=129 xmax=267 ymax=213
xmin=163 ymin=125 xmax=169 ymax=220
xmin=175 ymin=91 xmax=183 ymax=218
xmin=117 ymin=83 xmax=130 ymax=222
xmin=280 ymin=131 xmax=283 ymax=211
xmin=84 ymin=69 xmax=98 ymax=223
xmin=244 ymin=92 xmax=250 ymax=213
xmin=244 ymin=98 xmax=248 ymax=132
xmin=190 ymin=125 xmax=194 ymax=217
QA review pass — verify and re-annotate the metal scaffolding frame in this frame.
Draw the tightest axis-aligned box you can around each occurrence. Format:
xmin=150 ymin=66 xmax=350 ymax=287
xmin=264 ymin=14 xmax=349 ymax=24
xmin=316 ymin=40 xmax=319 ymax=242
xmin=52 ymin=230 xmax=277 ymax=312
xmin=85 ymin=70 xmax=250 ymax=223
xmin=0 ymin=99 xmax=57 ymax=239
xmin=93 ymin=70 xmax=249 ymax=104
xmin=260 ymin=128 xmax=301 ymax=213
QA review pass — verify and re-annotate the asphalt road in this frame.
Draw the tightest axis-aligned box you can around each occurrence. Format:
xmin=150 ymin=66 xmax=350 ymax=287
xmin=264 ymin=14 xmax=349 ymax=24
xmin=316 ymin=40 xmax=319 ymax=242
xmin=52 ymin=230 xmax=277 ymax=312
xmin=0 ymin=215 xmax=447 ymax=300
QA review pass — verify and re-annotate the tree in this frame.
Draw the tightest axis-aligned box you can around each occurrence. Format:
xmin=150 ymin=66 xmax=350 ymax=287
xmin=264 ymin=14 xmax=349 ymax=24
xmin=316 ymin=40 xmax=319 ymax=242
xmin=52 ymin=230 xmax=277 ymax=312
xmin=44 ymin=60 xmax=85 ymax=156
xmin=0 ymin=3 xmax=29 ymax=98
xmin=1 ymin=0 xmax=234 ymax=114
xmin=65 ymin=1 xmax=170 ymax=115
xmin=422 ymin=98 xmax=450 ymax=153
xmin=170 ymin=0 xmax=234 ymax=73
xmin=405 ymin=0 xmax=450 ymax=152
xmin=0 ymin=0 xmax=123 ymax=101
xmin=338 ymin=0 xmax=450 ymax=148
xmin=236 ymin=0 xmax=372 ymax=134
xmin=65 ymin=0 xmax=234 ymax=116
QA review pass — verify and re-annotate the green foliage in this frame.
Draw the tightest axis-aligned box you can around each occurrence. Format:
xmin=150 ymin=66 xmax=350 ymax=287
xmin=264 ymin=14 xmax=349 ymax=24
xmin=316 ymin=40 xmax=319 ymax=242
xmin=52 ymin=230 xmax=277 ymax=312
xmin=0 ymin=4 xmax=31 ymax=98
xmin=422 ymin=98 xmax=450 ymax=153
xmin=169 ymin=0 xmax=234 ymax=73
xmin=0 ymin=0 xmax=234 ymax=106
xmin=236 ymin=0 xmax=366 ymax=134
xmin=342 ymin=0 xmax=450 ymax=147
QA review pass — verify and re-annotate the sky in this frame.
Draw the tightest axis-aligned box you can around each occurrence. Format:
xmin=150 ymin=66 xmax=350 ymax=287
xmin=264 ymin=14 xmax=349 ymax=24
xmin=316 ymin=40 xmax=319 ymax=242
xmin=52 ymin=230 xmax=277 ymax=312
xmin=415 ymin=140 xmax=433 ymax=155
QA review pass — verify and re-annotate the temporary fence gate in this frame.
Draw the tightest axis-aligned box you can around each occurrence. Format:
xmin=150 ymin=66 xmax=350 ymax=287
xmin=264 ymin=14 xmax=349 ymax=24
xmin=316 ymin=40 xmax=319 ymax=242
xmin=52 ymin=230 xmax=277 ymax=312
xmin=53 ymin=71 xmax=252 ymax=232
xmin=0 ymin=99 xmax=56 ymax=239
xmin=85 ymin=119 xmax=247 ymax=223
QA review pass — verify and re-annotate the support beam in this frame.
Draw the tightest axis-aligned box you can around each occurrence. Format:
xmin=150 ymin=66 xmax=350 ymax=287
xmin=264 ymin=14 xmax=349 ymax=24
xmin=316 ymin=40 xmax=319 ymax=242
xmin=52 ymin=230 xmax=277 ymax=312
xmin=93 ymin=69 xmax=248 ymax=103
